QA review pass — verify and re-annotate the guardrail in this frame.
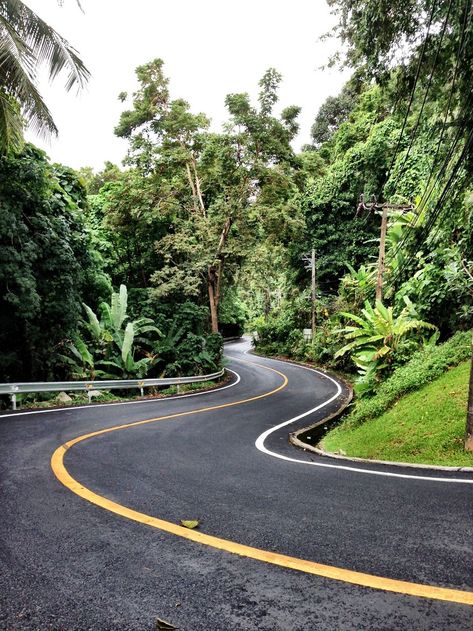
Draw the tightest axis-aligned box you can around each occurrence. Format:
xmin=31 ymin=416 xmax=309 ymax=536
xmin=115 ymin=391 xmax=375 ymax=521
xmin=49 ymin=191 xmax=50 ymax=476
xmin=0 ymin=369 xmax=225 ymax=411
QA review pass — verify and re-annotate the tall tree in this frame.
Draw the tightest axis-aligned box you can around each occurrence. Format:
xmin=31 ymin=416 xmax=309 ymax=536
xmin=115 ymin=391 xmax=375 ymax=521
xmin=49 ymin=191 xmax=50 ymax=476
xmin=0 ymin=0 xmax=89 ymax=153
xmin=115 ymin=60 xmax=302 ymax=332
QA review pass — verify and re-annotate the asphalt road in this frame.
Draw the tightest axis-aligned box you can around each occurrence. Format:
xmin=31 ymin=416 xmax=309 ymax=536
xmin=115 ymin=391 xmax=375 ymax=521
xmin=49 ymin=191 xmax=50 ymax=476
xmin=1 ymin=338 xmax=472 ymax=630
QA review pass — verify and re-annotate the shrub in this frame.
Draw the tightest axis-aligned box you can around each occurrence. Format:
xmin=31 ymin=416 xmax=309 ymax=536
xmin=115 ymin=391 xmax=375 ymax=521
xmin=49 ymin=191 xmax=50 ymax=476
xmin=345 ymin=329 xmax=472 ymax=427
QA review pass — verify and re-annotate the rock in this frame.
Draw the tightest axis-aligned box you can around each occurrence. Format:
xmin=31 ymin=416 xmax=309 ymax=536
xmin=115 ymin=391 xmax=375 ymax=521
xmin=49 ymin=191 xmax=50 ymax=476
xmin=88 ymin=390 xmax=104 ymax=399
xmin=56 ymin=391 xmax=72 ymax=403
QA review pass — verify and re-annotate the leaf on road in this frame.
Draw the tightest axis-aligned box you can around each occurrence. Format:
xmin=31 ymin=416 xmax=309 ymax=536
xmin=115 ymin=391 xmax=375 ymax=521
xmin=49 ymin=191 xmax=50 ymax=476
xmin=180 ymin=519 xmax=200 ymax=529
xmin=156 ymin=616 xmax=177 ymax=630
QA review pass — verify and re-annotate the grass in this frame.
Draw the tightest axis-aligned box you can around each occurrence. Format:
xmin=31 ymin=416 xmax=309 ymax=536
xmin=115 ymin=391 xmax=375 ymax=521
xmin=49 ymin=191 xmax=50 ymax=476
xmin=344 ymin=329 xmax=472 ymax=428
xmin=322 ymin=361 xmax=473 ymax=468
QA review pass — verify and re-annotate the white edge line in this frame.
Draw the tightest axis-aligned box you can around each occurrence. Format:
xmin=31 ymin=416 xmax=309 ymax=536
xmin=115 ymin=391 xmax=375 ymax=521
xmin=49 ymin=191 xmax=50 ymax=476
xmin=245 ymin=350 xmax=473 ymax=485
xmin=0 ymin=369 xmax=241 ymax=419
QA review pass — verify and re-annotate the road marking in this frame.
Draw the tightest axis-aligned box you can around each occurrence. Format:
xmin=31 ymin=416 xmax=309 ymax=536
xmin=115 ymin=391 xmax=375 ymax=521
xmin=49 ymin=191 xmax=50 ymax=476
xmin=51 ymin=358 xmax=473 ymax=606
xmin=249 ymin=355 xmax=473 ymax=485
xmin=0 ymin=369 xmax=241 ymax=419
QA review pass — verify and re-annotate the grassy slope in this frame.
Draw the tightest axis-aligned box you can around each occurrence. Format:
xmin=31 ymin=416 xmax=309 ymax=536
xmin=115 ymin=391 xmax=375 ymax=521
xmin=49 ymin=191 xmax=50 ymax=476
xmin=322 ymin=361 xmax=473 ymax=468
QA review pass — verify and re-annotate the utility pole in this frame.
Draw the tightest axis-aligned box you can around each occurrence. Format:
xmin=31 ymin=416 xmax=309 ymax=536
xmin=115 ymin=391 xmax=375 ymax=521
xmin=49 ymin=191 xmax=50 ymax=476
xmin=357 ymin=195 xmax=414 ymax=302
xmin=462 ymin=261 xmax=473 ymax=451
xmin=376 ymin=204 xmax=389 ymax=302
xmin=466 ymin=345 xmax=473 ymax=452
xmin=302 ymin=249 xmax=316 ymax=338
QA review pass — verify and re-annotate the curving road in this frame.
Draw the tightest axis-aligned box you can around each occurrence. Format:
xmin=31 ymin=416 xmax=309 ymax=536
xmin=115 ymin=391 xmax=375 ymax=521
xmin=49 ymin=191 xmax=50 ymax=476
xmin=1 ymin=338 xmax=472 ymax=630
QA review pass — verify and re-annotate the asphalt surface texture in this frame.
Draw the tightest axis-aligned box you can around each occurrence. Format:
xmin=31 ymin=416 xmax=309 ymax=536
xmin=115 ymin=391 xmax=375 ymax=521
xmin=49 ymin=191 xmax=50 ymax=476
xmin=1 ymin=338 xmax=472 ymax=630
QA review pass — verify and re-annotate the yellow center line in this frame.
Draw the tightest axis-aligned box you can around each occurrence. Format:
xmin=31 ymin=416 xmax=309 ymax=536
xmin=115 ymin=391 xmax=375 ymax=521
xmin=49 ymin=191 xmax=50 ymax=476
xmin=50 ymin=360 xmax=473 ymax=606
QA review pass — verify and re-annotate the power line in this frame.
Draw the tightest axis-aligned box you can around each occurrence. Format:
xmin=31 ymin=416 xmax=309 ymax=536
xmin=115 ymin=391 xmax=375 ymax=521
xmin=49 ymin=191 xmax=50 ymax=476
xmin=388 ymin=0 xmax=455 ymax=196
xmin=389 ymin=123 xmax=473 ymax=286
xmin=384 ymin=0 xmax=440 ymax=185
xmin=386 ymin=88 xmax=473 ymax=269
xmin=422 ymin=0 xmax=472 ymax=193
xmin=383 ymin=1 xmax=472 ymax=268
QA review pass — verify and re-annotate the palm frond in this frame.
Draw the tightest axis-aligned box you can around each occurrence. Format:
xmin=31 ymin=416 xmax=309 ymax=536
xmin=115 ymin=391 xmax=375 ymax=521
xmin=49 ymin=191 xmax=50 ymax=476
xmin=2 ymin=0 xmax=90 ymax=90
xmin=0 ymin=88 xmax=23 ymax=152
xmin=0 ymin=0 xmax=89 ymax=150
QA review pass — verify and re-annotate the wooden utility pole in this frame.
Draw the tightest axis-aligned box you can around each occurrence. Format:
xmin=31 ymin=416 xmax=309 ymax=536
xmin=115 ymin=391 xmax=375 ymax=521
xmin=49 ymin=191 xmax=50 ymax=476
xmin=376 ymin=205 xmax=389 ymax=302
xmin=357 ymin=195 xmax=414 ymax=303
xmin=462 ymin=262 xmax=473 ymax=452
xmin=466 ymin=346 xmax=473 ymax=452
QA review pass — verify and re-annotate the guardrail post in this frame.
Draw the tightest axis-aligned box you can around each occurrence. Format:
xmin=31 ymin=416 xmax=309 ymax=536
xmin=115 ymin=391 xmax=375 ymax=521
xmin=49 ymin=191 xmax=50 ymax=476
xmin=87 ymin=390 xmax=92 ymax=404
xmin=11 ymin=394 xmax=16 ymax=411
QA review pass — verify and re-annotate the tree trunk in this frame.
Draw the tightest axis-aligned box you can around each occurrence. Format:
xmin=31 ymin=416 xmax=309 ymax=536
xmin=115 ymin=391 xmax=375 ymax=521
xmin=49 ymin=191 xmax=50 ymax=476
xmin=264 ymin=288 xmax=271 ymax=320
xmin=206 ymin=215 xmax=233 ymax=334
xmin=207 ymin=266 xmax=219 ymax=333
xmin=465 ymin=344 xmax=473 ymax=452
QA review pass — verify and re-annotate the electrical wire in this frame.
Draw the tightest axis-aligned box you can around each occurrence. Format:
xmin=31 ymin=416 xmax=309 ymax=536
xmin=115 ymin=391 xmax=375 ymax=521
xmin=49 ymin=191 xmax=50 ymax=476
xmin=386 ymin=88 xmax=473 ymax=269
xmin=389 ymin=123 xmax=473 ymax=285
xmin=384 ymin=0 xmax=440 ymax=185
xmin=388 ymin=0 xmax=455 ymax=195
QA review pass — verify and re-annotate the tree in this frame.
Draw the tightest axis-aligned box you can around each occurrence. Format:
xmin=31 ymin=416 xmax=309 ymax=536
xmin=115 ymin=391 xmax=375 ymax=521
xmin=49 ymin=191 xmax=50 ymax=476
xmin=310 ymin=80 xmax=359 ymax=147
xmin=115 ymin=60 xmax=303 ymax=332
xmin=0 ymin=144 xmax=101 ymax=381
xmin=327 ymin=0 xmax=473 ymax=172
xmin=0 ymin=0 xmax=89 ymax=153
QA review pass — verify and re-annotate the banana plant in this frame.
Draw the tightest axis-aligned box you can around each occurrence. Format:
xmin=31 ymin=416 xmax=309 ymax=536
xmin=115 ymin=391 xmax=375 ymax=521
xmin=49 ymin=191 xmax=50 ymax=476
xmin=67 ymin=285 xmax=161 ymax=379
xmin=335 ymin=298 xmax=437 ymax=394
xmin=60 ymin=336 xmax=96 ymax=379
xmin=341 ymin=263 xmax=377 ymax=306
xmin=98 ymin=321 xmax=157 ymax=378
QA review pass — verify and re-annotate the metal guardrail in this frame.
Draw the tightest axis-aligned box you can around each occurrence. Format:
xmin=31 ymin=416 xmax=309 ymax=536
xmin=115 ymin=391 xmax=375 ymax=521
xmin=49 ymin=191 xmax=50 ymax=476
xmin=0 ymin=369 xmax=225 ymax=410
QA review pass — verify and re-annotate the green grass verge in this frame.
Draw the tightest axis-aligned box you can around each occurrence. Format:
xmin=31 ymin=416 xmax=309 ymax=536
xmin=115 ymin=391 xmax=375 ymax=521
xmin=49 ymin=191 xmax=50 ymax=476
xmin=345 ymin=329 xmax=472 ymax=427
xmin=322 ymin=361 xmax=473 ymax=468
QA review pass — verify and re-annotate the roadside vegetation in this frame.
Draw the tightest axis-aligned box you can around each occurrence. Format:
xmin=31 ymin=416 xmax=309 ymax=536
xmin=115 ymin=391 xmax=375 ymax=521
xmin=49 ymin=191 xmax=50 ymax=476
xmin=0 ymin=1 xmax=472 ymax=454
xmin=322 ymin=361 xmax=473 ymax=468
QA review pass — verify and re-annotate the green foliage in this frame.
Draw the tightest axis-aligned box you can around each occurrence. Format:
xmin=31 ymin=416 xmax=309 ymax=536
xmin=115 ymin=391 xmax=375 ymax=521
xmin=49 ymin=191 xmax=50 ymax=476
xmin=137 ymin=299 xmax=224 ymax=377
xmin=85 ymin=169 xmax=171 ymax=289
xmin=298 ymin=87 xmax=397 ymax=290
xmin=344 ymin=329 xmax=472 ymax=427
xmin=335 ymin=298 xmax=437 ymax=394
xmin=218 ymin=288 xmax=247 ymax=338
xmin=323 ymin=361 xmax=473 ymax=468
xmin=394 ymin=246 xmax=473 ymax=335
xmin=154 ymin=332 xmax=222 ymax=377
xmin=339 ymin=263 xmax=376 ymax=308
xmin=113 ymin=58 xmax=303 ymax=332
xmin=0 ymin=144 xmax=102 ymax=381
xmin=66 ymin=285 xmax=161 ymax=379
xmin=0 ymin=0 xmax=89 ymax=153
xmin=310 ymin=79 xmax=360 ymax=147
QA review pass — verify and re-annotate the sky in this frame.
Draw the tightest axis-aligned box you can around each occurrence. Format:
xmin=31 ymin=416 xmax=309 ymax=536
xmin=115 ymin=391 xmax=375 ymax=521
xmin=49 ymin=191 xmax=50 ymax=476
xmin=25 ymin=0 xmax=350 ymax=171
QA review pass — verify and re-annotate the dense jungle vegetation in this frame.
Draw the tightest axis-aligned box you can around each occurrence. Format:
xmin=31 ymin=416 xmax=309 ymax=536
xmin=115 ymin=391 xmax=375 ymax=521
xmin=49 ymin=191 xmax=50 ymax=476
xmin=0 ymin=0 xmax=472 ymax=448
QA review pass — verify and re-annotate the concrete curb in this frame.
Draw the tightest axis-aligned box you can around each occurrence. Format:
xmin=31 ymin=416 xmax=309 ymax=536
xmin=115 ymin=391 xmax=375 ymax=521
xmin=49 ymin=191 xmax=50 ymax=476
xmin=250 ymin=350 xmax=473 ymax=474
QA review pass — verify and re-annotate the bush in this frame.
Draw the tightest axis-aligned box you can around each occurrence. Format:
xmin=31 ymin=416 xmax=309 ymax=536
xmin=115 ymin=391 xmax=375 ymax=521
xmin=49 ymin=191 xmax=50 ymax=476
xmin=345 ymin=329 xmax=472 ymax=427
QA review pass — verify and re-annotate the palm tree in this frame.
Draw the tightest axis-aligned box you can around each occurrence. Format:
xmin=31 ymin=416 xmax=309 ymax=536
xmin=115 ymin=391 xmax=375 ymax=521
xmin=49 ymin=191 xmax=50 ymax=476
xmin=0 ymin=0 xmax=89 ymax=153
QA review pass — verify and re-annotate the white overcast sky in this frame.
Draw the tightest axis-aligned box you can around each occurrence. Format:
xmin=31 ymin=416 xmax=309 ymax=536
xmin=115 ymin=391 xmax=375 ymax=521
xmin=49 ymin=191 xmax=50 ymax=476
xmin=25 ymin=0 xmax=350 ymax=170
